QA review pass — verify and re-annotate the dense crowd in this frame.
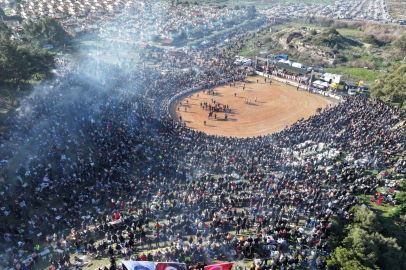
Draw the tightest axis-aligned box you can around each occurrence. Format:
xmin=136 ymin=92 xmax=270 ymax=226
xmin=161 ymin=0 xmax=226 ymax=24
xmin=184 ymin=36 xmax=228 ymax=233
xmin=0 ymin=45 xmax=405 ymax=270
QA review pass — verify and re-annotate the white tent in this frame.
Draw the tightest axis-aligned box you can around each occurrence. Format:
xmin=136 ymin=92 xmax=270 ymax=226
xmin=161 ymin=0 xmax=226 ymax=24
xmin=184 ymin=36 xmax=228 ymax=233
xmin=277 ymin=59 xmax=292 ymax=65
xmin=312 ymin=80 xmax=329 ymax=89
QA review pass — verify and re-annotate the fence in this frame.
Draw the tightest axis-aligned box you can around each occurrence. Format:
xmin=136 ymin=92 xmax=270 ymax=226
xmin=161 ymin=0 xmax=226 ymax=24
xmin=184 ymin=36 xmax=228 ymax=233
xmin=254 ymin=71 xmax=342 ymax=100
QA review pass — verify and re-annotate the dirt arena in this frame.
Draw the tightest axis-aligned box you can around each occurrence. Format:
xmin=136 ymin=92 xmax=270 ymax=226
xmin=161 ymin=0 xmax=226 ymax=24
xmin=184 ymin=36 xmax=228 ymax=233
xmin=169 ymin=76 xmax=332 ymax=137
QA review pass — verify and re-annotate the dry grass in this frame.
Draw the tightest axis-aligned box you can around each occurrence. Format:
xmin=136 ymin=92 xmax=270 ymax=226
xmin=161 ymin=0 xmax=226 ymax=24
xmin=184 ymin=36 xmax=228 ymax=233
xmin=358 ymin=22 xmax=406 ymax=43
xmin=312 ymin=18 xmax=406 ymax=43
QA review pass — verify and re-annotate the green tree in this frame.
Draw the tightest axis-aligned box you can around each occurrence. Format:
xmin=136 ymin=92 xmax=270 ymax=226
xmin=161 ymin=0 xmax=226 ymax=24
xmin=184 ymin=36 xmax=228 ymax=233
xmin=342 ymin=227 xmax=379 ymax=267
xmin=328 ymin=247 xmax=376 ymax=270
xmin=374 ymin=233 xmax=404 ymax=270
xmin=29 ymin=47 xmax=56 ymax=80
xmin=0 ymin=20 xmax=12 ymax=40
xmin=327 ymin=28 xmax=339 ymax=35
xmin=393 ymin=33 xmax=406 ymax=59
xmin=23 ymin=17 xmax=68 ymax=47
xmin=0 ymin=7 xmax=5 ymax=17
xmin=234 ymin=5 xmax=240 ymax=10
xmin=370 ymin=64 xmax=406 ymax=105
xmin=0 ymin=39 xmax=55 ymax=84
xmin=352 ymin=206 xmax=382 ymax=233
xmin=248 ymin=5 xmax=256 ymax=17
xmin=362 ymin=35 xmax=379 ymax=46
xmin=0 ymin=39 xmax=33 ymax=83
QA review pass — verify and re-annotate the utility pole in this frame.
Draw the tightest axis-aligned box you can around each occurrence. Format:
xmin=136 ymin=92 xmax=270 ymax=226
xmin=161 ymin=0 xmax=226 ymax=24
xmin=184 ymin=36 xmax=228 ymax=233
xmin=266 ymin=58 xmax=269 ymax=75
xmin=308 ymin=70 xmax=314 ymax=91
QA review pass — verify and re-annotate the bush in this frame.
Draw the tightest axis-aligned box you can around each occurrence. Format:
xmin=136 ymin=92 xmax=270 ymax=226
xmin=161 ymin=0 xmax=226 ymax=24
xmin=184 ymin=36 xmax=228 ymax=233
xmin=362 ymin=35 xmax=379 ymax=46
xmin=327 ymin=28 xmax=340 ymax=35
xmin=395 ymin=192 xmax=405 ymax=203
xmin=388 ymin=205 xmax=404 ymax=219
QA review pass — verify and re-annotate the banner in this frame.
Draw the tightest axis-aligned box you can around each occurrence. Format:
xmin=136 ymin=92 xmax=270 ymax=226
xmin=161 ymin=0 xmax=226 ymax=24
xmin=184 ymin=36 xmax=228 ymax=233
xmin=122 ymin=262 xmax=186 ymax=270
xmin=122 ymin=261 xmax=155 ymax=270
xmin=205 ymin=262 xmax=234 ymax=270
xmin=156 ymin=263 xmax=187 ymax=270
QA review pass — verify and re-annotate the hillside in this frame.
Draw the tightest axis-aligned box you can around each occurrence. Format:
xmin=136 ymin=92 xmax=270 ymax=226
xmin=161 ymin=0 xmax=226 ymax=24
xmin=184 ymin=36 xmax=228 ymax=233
xmin=266 ymin=26 xmax=360 ymax=66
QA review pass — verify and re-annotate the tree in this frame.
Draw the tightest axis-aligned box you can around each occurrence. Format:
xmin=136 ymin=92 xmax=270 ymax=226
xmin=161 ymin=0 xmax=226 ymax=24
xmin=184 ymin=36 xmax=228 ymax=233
xmin=29 ymin=47 xmax=56 ymax=80
xmin=0 ymin=39 xmax=55 ymax=84
xmin=393 ymin=33 xmax=406 ymax=59
xmin=151 ymin=34 xmax=161 ymax=43
xmin=370 ymin=64 xmax=406 ymax=105
xmin=0 ymin=20 xmax=12 ymax=40
xmin=234 ymin=5 xmax=240 ymax=10
xmin=374 ymin=233 xmax=404 ymax=270
xmin=352 ymin=206 xmax=382 ymax=233
xmin=23 ymin=17 xmax=68 ymax=47
xmin=329 ymin=222 xmax=405 ymax=270
xmin=248 ymin=5 xmax=256 ymax=17
xmin=0 ymin=7 xmax=5 ymax=17
xmin=327 ymin=28 xmax=339 ymax=35
xmin=328 ymin=247 xmax=376 ymax=270
xmin=342 ymin=227 xmax=379 ymax=267
xmin=362 ymin=35 xmax=379 ymax=46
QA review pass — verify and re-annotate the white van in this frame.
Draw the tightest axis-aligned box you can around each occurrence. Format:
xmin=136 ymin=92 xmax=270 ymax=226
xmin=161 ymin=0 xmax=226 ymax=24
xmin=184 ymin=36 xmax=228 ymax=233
xmin=292 ymin=62 xmax=305 ymax=69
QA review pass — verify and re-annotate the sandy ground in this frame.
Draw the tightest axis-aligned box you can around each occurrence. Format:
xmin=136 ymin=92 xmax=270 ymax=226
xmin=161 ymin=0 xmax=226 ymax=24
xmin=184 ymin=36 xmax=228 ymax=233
xmin=169 ymin=76 xmax=331 ymax=138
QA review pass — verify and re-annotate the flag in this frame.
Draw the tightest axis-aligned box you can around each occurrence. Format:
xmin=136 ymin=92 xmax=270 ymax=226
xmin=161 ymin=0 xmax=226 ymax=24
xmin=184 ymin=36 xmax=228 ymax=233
xmin=155 ymin=263 xmax=186 ymax=270
xmin=121 ymin=261 xmax=155 ymax=270
xmin=205 ymin=262 xmax=234 ymax=270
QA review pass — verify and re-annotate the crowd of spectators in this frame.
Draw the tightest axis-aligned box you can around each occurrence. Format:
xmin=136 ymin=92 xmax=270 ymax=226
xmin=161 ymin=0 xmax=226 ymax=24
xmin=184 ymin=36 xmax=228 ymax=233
xmin=0 ymin=46 xmax=405 ymax=270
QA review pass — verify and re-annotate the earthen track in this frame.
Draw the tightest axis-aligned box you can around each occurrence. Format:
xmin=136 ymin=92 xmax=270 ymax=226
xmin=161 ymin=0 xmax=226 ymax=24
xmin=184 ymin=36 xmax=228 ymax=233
xmin=169 ymin=76 xmax=330 ymax=138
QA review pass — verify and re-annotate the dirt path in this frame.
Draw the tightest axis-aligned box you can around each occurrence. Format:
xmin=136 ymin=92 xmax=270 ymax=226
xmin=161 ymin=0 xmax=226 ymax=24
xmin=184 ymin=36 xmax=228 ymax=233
xmin=169 ymin=76 xmax=330 ymax=137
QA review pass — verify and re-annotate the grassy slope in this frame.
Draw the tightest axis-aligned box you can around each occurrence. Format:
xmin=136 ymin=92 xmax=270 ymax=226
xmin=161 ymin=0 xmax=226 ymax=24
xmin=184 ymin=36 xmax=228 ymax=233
xmin=325 ymin=67 xmax=380 ymax=82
